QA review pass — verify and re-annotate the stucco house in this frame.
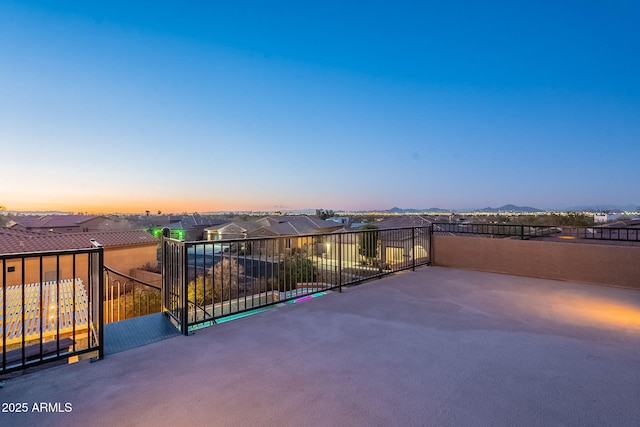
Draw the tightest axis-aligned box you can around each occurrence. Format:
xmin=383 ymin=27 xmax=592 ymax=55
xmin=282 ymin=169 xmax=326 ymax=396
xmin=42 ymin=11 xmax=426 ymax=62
xmin=148 ymin=214 xmax=227 ymax=240
xmin=205 ymin=215 xmax=344 ymax=256
xmin=373 ymin=216 xmax=433 ymax=265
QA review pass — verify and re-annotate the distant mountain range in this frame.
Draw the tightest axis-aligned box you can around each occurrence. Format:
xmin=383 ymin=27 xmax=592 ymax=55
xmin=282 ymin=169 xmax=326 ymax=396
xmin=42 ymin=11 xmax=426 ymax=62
xmin=384 ymin=205 xmax=543 ymax=214
xmin=349 ymin=204 xmax=639 ymax=214
xmin=471 ymin=204 xmax=545 ymax=213
xmin=387 ymin=207 xmax=451 ymax=214
xmin=566 ymin=204 xmax=639 ymax=213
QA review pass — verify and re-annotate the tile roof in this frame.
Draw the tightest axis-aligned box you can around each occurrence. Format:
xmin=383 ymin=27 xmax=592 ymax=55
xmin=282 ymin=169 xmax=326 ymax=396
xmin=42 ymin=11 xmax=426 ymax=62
xmin=258 ymin=216 xmax=344 ymax=235
xmin=0 ymin=228 xmax=158 ymax=254
xmin=180 ymin=215 xmax=225 ymax=228
xmin=599 ymin=218 xmax=640 ymax=228
xmin=205 ymin=216 xmax=344 ymax=237
xmin=205 ymin=221 xmax=255 ymax=233
xmin=12 ymin=215 xmax=106 ymax=229
xmin=142 ymin=215 xmax=226 ymax=230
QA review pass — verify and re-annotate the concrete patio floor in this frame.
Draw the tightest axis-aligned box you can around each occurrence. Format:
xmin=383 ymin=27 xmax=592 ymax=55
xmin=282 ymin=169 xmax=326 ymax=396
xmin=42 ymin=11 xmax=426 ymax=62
xmin=2 ymin=266 xmax=639 ymax=426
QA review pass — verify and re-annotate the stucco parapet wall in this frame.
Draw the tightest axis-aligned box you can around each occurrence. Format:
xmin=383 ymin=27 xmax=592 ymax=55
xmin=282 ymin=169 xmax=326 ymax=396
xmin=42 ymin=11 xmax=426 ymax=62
xmin=431 ymin=234 xmax=640 ymax=290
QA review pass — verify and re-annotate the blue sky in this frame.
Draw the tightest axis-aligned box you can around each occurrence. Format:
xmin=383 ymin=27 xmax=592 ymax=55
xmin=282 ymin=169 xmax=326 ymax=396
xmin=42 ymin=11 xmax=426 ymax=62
xmin=1 ymin=1 xmax=639 ymax=213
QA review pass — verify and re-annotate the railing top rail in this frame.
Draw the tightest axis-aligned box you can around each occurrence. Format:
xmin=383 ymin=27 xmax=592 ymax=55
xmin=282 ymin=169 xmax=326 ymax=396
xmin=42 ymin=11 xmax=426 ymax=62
xmin=0 ymin=246 xmax=103 ymax=260
xmin=431 ymin=222 xmax=638 ymax=231
xmin=173 ymin=226 xmax=432 ymax=245
xmin=162 ymin=236 xmax=186 ymax=243
xmin=431 ymin=222 xmax=639 ymax=242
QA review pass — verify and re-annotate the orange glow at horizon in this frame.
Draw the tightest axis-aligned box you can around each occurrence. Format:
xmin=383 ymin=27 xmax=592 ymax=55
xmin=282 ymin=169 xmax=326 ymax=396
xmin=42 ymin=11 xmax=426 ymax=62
xmin=3 ymin=183 xmax=330 ymax=214
xmin=4 ymin=197 xmax=290 ymax=215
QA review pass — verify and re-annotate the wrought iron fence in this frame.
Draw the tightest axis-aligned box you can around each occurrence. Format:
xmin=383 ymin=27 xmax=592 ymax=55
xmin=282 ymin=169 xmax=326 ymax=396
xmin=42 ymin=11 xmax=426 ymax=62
xmin=1 ymin=244 xmax=104 ymax=374
xmin=162 ymin=226 xmax=431 ymax=334
xmin=432 ymin=223 xmax=640 ymax=242
xmin=104 ymin=266 xmax=162 ymax=324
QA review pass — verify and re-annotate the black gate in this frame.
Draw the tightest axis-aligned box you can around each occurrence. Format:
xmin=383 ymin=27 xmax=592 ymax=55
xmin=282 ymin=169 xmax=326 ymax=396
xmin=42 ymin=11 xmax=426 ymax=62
xmin=1 ymin=243 xmax=104 ymax=374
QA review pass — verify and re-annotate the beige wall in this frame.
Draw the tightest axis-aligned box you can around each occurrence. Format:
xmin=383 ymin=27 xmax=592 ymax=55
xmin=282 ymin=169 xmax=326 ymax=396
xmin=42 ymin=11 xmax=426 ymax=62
xmin=104 ymin=245 xmax=157 ymax=274
xmin=3 ymin=255 xmax=92 ymax=287
xmin=432 ymin=235 xmax=640 ymax=289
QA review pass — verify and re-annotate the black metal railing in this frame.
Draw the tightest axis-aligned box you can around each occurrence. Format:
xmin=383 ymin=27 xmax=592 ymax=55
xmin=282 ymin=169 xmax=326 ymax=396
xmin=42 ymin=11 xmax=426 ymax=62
xmin=432 ymin=223 xmax=640 ymax=242
xmin=162 ymin=226 xmax=431 ymax=334
xmin=1 ymin=244 xmax=104 ymax=374
xmin=103 ymin=266 xmax=162 ymax=324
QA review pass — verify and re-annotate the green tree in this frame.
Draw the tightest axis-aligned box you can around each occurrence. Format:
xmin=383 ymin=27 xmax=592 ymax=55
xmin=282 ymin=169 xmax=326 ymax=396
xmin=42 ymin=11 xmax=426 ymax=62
xmin=556 ymin=212 xmax=594 ymax=226
xmin=188 ymin=259 xmax=243 ymax=306
xmin=315 ymin=209 xmax=335 ymax=220
xmin=505 ymin=212 xmax=594 ymax=227
xmin=0 ymin=205 xmax=11 ymax=227
xmin=359 ymin=224 xmax=379 ymax=262
xmin=278 ymin=251 xmax=317 ymax=291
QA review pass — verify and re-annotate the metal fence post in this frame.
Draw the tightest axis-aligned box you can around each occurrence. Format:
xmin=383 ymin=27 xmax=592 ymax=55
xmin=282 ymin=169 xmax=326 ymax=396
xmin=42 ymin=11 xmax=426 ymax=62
xmin=181 ymin=242 xmax=189 ymax=335
xmin=412 ymin=228 xmax=416 ymax=271
xmin=90 ymin=239 xmax=105 ymax=360
xmin=338 ymin=233 xmax=342 ymax=293
xmin=161 ymin=228 xmax=170 ymax=315
xmin=1 ymin=258 xmax=5 ymax=371
xmin=429 ymin=224 xmax=433 ymax=265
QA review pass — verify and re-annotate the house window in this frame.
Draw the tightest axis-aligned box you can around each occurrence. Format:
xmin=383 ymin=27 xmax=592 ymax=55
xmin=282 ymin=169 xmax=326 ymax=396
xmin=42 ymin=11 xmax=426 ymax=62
xmin=285 ymin=238 xmax=291 ymax=249
xmin=7 ymin=266 xmax=15 ymax=273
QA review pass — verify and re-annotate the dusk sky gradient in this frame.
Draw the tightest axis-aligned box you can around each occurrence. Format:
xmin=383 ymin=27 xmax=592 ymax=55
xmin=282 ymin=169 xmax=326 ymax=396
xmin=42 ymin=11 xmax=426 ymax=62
xmin=2 ymin=1 xmax=639 ymax=213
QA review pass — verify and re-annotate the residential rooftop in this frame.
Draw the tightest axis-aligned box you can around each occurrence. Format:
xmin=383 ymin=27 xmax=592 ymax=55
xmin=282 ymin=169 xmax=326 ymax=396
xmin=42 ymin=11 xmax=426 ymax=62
xmin=0 ymin=228 xmax=158 ymax=254
xmin=2 ymin=267 xmax=639 ymax=426
xmin=10 ymin=214 xmax=105 ymax=229
xmin=206 ymin=215 xmax=345 ymax=238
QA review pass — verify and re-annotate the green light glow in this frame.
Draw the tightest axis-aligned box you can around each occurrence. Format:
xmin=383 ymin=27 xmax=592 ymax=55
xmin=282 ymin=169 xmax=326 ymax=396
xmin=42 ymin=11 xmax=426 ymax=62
xmin=216 ymin=307 xmax=273 ymax=323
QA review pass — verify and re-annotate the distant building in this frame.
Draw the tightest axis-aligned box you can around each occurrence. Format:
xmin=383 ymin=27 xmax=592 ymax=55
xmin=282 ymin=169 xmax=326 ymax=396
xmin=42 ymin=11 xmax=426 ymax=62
xmin=10 ymin=215 xmax=114 ymax=233
xmin=204 ymin=216 xmax=345 ymax=256
xmin=205 ymin=215 xmax=344 ymax=241
xmin=326 ymin=217 xmax=349 ymax=225
xmin=147 ymin=214 xmax=226 ymax=240
xmin=373 ymin=216 xmax=432 ymax=265
xmin=599 ymin=218 xmax=640 ymax=229
xmin=594 ymin=213 xmax=608 ymax=223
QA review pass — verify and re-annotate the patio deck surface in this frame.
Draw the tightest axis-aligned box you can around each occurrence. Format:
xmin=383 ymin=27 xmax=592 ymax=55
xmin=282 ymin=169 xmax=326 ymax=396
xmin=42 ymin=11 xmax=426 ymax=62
xmin=2 ymin=266 xmax=639 ymax=426
xmin=104 ymin=312 xmax=182 ymax=355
